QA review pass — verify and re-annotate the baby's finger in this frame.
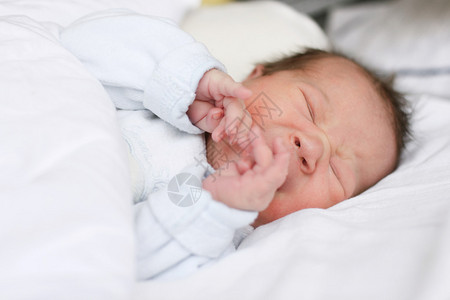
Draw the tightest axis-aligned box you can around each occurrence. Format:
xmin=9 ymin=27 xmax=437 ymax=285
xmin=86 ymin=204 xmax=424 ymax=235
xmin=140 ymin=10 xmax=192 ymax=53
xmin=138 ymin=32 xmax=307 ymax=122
xmin=233 ymin=85 xmax=253 ymax=100
xmin=221 ymin=99 xmax=243 ymax=138
xmin=218 ymin=75 xmax=252 ymax=100
xmin=203 ymin=107 xmax=223 ymax=133
xmin=188 ymin=100 xmax=213 ymax=125
xmin=222 ymin=98 xmax=252 ymax=144
xmin=211 ymin=118 xmax=226 ymax=142
xmin=264 ymin=138 xmax=290 ymax=187
xmin=250 ymin=126 xmax=273 ymax=170
xmin=235 ymin=109 xmax=253 ymax=147
xmin=235 ymin=156 xmax=253 ymax=174
xmin=272 ymin=136 xmax=289 ymax=156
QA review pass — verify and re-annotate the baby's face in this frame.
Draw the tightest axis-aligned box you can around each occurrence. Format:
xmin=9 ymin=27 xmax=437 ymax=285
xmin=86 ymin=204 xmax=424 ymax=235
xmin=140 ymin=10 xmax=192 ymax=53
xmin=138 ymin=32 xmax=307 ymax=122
xmin=208 ymin=57 xmax=397 ymax=227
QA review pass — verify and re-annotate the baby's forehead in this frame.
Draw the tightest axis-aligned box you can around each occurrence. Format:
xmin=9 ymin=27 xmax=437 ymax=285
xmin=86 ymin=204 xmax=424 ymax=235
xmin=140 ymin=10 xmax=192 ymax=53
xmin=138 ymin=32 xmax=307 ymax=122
xmin=301 ymin=56 xmax=369 ymax=80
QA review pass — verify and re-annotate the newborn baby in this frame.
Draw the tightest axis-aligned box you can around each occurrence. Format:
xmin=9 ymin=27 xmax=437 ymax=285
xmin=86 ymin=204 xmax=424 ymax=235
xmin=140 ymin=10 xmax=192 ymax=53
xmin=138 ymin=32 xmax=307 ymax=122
xmin=202 ymin=50 xmax=410 ymax=227
xmin=60 ymin=10 xmax=410 ymax=280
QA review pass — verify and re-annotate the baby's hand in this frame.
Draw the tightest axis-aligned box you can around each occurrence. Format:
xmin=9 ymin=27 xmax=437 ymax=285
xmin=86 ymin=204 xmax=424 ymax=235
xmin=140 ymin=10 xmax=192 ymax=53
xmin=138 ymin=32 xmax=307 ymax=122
xmin=202 ymin=126 xmax=290 ymax=212
xmin=188 ymin=69 xmax=252 ymax=142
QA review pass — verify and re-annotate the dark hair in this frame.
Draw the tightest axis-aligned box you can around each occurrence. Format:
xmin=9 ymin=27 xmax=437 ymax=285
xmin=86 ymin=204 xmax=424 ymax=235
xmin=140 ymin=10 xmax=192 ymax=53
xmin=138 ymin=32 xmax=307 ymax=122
xmin=260 ymin=48 xmax=412 ymax=166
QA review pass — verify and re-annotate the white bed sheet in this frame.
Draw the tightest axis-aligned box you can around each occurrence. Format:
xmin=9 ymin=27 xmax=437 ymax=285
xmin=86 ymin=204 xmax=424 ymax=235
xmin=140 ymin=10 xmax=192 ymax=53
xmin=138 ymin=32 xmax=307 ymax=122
xmin=1 ymin=0 xmax=449 ymax=299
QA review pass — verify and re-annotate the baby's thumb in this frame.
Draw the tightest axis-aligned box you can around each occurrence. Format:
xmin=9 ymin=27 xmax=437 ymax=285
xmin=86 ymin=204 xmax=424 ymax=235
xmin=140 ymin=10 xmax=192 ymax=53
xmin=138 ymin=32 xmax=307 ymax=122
xmin=201 ymin=107 xmax=223 ymax=133
xmin=233 ymin=85 xmax=252 ymax=100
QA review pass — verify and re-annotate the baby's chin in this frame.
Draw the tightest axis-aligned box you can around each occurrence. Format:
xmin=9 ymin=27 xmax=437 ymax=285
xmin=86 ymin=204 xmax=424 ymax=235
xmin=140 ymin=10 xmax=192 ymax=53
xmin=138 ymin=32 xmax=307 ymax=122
xmin=251 ymin=211 xmax=276 ymax=228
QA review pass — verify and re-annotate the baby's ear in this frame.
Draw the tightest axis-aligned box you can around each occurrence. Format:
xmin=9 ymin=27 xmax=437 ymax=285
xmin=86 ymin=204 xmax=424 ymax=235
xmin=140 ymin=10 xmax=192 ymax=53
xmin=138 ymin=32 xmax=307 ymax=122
xmin=245 ymin=64 xmax=265 ymax=80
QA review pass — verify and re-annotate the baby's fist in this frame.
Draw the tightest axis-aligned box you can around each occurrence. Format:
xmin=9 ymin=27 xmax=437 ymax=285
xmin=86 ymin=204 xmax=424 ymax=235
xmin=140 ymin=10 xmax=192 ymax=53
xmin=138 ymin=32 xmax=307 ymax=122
xmin=203 ymin=127 xmax=290 ymax=212
xmin=187 ymin=69 xmax=252 ymax=134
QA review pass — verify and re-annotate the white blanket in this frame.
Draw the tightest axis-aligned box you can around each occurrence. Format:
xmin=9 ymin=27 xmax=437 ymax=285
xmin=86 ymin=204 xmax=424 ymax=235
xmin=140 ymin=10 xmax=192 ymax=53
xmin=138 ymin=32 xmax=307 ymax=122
xmin=1 ymin=0 xmax=450 ymax=299
xmin=0 ymin=15 xmax=134 ymax=299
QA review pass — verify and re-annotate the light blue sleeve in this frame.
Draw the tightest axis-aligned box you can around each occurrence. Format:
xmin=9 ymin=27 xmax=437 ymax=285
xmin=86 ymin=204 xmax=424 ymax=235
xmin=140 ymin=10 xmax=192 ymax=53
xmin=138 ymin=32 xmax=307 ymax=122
xmin=59 ymin=9 xmax=226 ymax=134
xmin=134 ymin=164 xmax=257 ymax=280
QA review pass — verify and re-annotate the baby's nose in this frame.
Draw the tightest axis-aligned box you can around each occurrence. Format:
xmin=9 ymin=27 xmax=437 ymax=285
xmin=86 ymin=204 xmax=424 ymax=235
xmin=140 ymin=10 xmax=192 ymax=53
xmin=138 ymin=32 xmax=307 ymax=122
xmin=291 ymin=133 xmax=324 ymax=174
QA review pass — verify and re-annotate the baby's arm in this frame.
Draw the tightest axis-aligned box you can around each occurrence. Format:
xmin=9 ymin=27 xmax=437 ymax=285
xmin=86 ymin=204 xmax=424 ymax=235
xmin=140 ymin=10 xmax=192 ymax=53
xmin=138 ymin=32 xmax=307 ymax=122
xmin=134 ymin=163 xmax=258 ymax=280
xmin=202 ymin=126 xmax=290 ymax=212
xmin=60 ymin=9 xmax=226 ymax=134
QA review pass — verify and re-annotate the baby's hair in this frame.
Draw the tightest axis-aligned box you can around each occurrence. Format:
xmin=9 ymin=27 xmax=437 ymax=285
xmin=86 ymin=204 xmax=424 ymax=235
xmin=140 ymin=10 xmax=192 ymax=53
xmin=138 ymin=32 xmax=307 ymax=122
xmin=260 ymin=48 xmax=412 ymax=167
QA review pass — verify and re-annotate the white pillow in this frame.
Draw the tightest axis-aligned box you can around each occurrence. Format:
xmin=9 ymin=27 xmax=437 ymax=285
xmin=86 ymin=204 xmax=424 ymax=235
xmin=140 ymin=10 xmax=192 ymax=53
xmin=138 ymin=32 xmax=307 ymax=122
xmin=327 ymin=0 xmax=450 ymax=98
xmin=0 ymin=15 xmax=134 ymax=300
xmin=181 ymin=1 xmax=330 ymax=81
